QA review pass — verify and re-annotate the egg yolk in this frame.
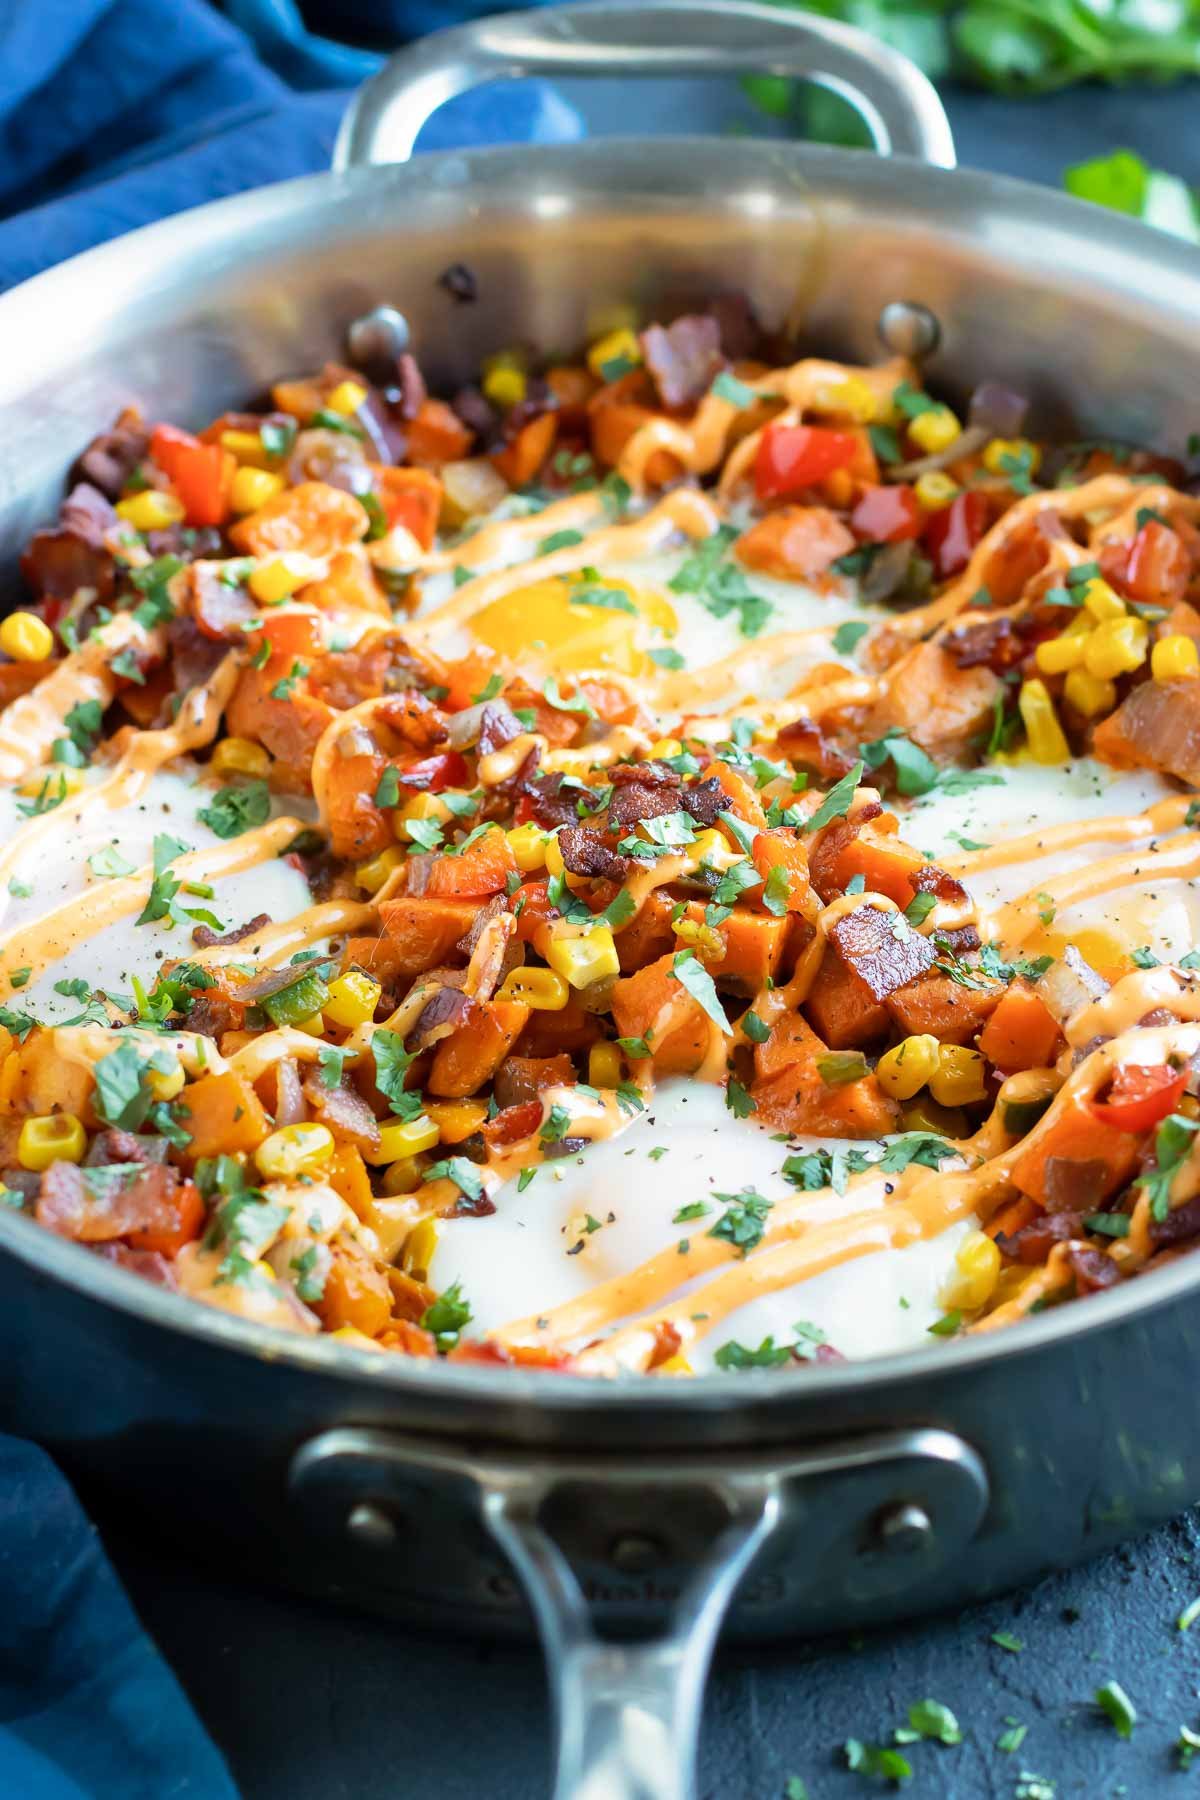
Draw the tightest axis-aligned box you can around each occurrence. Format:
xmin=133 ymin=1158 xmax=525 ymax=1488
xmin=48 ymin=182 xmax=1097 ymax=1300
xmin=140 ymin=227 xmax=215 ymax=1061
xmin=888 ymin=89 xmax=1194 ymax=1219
xmin=467 ymin=575 xmax=677 ymax=676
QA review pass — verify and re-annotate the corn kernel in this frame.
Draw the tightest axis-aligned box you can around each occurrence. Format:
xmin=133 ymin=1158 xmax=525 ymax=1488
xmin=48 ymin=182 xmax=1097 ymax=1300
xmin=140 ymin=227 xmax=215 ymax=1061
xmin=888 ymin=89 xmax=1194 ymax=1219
xmin=365 ymin=1115 xmax=440 ymax=1166
xmin=1017 ymin=678 xmax=1070 ymax=765
xmin=939 ymin=1229 xmax=1001 ymax=1312
xmin=219 ymin=429 xmax=274 ymax=468
xmin=588 ymin=1042 xmax=622 ymax=1089
xmin=906 ymin=405 xmax=961 ymax=455
xmin=355 ymin=846 xmax=403 ymax=894
xmin=330 ymin=1326 xmax=383 ymax=1349
xmin=672 ymin=916 xmax=724 ymax=958
xmin=482 ymin=363 xmax=528 ymax=410
xmin=248 ymin=552 xmax=316 ymax=605
xmin=0 ymin=611 xmax=54 ymax=664
xmin=1152 ymin=633 xmax=1200 ymax=682
xmin=496 ymin=966 xmax=570 ymax=1011
xmin=18 ymin=1113 xmax=85 ymax=1171
xmin=424 ymin=1099 xmax=490 ymax=1143
xmin=913 ymin=471 xmax=959 ymax=512
xmin=231 ymin=466 xmax=285 ymax=515
xmin=146 ymin=1058 xmax=185 ymax=1102
xmin=982 ymin=436 xmax=1042 ymax=478
xmin=402 ymin=1217 xmax=439 ymax=1278
xmin=648 ymin=738 xmax=683 ymax=759
xmin=876 ymin=1033 xmax=940 ymax=1101
xmin=900 ymin=1097 xmax=967 ymax=1138
xmin=1080 ymin=577 xmax=1126 ymax=622
xmin=18 ymin=765 xmax=84 ymax=799
xmin=211 ymin=736 xmax=270 ymax=780
xmin=392 ymin=790 xmax=452 ymax=840
xmin=656 ymin=1354 xmax=695 ymax=1376
xmin=326 ymin=379 xmax=367 ymax=416
xmin=256 ymin=1121 xmax=334 ymax=1179
xmin=1084 ymin=616 xmax=1148 ymax=681
xmin=544 ymin=831 xmax=566 ymax=880
xmin=546 ymin=923 xmax=620 ymax=989
xmin=691 ymin=827 xmax=740 ymax=874
xmin=1034 ymin=631 xmax=1087 ymax=676
xmin=1063 ymin=667 xmax=1117 ymax=718
xmin=506 ymin=822 xmax=551 ymax=872
xmin=588 ymin=327 xmax=642 ymax=381
xmin=324 ymin=971 xmax=381 ymax=1028
xmin=928 ymin=1044 xmax=987 ymax=1107
xmin=380 ymin=1157 xmax=423 ymax=1196
xmin=811 ymin=372 xmax=876 ymax=423
xmin=115 ymin=489 xmax=186 ymax=532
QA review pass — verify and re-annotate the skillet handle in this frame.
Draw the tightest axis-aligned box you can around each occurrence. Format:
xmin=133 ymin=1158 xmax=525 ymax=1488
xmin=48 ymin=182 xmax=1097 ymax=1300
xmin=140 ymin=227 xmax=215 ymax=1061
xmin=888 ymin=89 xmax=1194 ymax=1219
xmin=333 ymin=0 xmax=955 ymax=171
xmin=290 ymin=1424 xmax=988 ymax=1800
xmin=482 ymin=1475 xmax=782 ymax=1800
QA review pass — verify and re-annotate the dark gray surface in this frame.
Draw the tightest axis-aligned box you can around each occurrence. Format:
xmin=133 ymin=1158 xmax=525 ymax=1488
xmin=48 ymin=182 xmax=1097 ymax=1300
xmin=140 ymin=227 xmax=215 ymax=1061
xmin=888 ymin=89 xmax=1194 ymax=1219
xmin=105 ymin=69 xmax=1200 ymax=1800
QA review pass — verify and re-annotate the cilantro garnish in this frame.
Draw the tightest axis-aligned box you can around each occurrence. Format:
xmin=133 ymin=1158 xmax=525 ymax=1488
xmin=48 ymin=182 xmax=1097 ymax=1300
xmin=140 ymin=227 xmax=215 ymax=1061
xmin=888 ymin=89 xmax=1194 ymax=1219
xmin=670 ymin=949 xmax=730 ymax=1035
xmin=371 ymin=1029 xmax=423 ymax=1120
xmin=801 ymin=760 xmax=864 ymax=833
xmin=420 ymin=1280 xmax=473 ymax=1350
xmin=197 ymin=780 xmax=271 ymax=840
xmin=707 ymin=1188 xmax=772 ymax=1256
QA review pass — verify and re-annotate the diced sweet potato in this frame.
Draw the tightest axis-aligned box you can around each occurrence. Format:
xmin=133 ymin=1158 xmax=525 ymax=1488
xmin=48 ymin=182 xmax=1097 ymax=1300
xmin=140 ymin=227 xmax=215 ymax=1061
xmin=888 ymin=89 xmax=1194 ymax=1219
xmin=804 ymin=949 xmax=890 ymax=1048
xmin=869 ymin=642 xmax=1002 ymax=758
xmin=428 ymin=999 xmax=530 ymax=1097
xmin=378 ymin=897 xmax=477 ymax=976
xmin=491 ymin=412 xmax=558 ymax=488
xmin=734 ymin=506 xmax=855 ymax=582
xmin=1009 ymin=1092 xmax=1139 ymax=1208
xmin=611 ymin=954 xmax=716 ymax=1074
xmin=884 ymin=972 xmax=1001 ymax=1045
xmin=751 ymin=1011 xmax=898 ymax=1138
xmin=978 ymin=981 xmax=1064 ymax=1072
xmin=177 ymin=1071 xmax=270 ymax=1161
xmin=315 ymin=1242 xmax=393 ymax=1336
xmin=826 ymin=903 xmax=935 ymax=1001
xmin=1092 ymin=677 xmax=1200 ymax=786
xmin=423 ymin=829 xmax=518 ymax=899
xmin=229 ymin=479 xmax=367 ymax=559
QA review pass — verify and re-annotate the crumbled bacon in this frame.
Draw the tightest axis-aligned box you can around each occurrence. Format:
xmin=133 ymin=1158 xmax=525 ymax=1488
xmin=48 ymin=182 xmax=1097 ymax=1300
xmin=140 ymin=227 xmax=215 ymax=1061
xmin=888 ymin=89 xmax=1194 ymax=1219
xmin=607 ymin=781 xmax=682 ymax=831
xmin=997 ymin=1211 xmax=1081 ymax=1263
xmin=1066 ymin=1243 xmax=1121 ymax=1293
xmin=84 ymin=1131 xmax=170 ymax=1167
xmin=942 ymin=617 xmax=1027 ymax=672
xmin=909 ymin=864 xmax=969 ymax=906
xmin=775 ymin=718 xmax=855 ymax=783
xmin=478 ymin=702 xmax=521 ymax=756
xmin=640 ymin=315 xmax=724 ymax=409
xmin=189 ymin=561 xmax=259 ymax=641
xmin=21 ymin=482 xmax=117 ymax=602
xmin=75 ymin=412 xmax=150 ymax=499
xmin=411 ymin=986 xmax=473 ymax=1049
xmin=557 ymin=825 xmax=630 ymax=881
xmin=192 ymin=912 xmax=271 ymax=950
xmin=520 ymin=771 xmax=579 ymax=830
xmin=1150 ymin=1193 xmax=1200 ymax=1246
xmin=37 ymin=1160 xmax=182 ymax=1243
xmin=493 ymin=1056 xmax=574 ymax=1112
xmin=679 ymin=776 xmax=725 ymax=827
xmin=611 ymin=759 xmax=681 ymax=788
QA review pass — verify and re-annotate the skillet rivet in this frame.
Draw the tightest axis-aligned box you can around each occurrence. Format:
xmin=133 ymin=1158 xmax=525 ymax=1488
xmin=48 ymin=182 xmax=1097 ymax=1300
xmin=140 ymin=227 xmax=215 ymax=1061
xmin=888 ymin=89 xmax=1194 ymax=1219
xmin=346 ymin=304 xmax=411 ymax=368
xmin=609 ymin=1533 xmax=664 ymax=1574
xmin=346 ymin=1501 xmax=398 ymax=1549
xmin=877 ymin=301 xmax=941 ymax=360
xmin=874 ymin=1501 xmax=933 ymax=1555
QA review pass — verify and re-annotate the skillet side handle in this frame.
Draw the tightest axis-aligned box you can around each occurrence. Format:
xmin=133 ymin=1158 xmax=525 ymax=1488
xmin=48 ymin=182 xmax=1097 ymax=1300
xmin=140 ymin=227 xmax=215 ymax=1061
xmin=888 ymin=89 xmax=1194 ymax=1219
xmin=333 ymin=0 xmax=955 ymax=172
xmin=482 ymin=1475 xmax=781 ymax=1800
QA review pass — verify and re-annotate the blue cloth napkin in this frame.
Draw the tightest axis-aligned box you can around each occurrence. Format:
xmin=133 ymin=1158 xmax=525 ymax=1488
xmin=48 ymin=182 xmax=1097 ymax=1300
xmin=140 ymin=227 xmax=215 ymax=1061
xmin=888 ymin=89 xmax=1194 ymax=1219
xmin=0 ymin=0 xmax=579 ymax=292
xmin=0 ymin=3 xmax=577 ymax=1794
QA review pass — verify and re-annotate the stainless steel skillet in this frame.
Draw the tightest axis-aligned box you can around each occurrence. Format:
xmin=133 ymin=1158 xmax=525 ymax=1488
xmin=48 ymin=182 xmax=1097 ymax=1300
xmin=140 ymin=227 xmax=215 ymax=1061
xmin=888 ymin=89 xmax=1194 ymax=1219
xmin=2 ymin=5 xmax=1200 ymax=1796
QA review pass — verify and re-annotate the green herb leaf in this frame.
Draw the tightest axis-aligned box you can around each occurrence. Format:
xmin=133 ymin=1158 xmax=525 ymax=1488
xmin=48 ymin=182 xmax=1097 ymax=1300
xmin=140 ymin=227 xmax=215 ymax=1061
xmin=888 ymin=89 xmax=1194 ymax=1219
xmin=801 ymin=760 xmax=864 ymax=833
xmin=197 ymin=780 xmax=271 ymax=840
xmin=832 ymin=619 xmax=870 ymax=656
xmin=707 ymin=1188 xmax=772 ymax=1256
xmin=670 ymin=949 xmax=730 ymax=1035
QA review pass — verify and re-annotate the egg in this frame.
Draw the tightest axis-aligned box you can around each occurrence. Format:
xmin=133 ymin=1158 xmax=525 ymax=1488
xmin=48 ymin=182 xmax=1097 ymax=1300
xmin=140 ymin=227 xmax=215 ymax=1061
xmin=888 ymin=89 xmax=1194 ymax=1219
xmin=1 ymin=762 xmax=312 ymax=1022
xmin=466 ymin=573 xmax=677 ymax=677
xmin=431 ymin=1078 xmax=975 ymax=1367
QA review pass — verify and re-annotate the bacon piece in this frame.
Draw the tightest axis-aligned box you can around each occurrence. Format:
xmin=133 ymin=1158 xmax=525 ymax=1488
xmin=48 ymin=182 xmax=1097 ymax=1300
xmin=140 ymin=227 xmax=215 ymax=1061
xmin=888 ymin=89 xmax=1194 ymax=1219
xmin=192 ymin=908 xmax=271 ymax=952
xmin=611 ymin=759 xmax=681 ymax=788
xmin=909 ymin=864 xmax=969 ymax=906
xmin=189 ymin=561 xmax=259 ymax=641
xmin=21 ymin=482 xmax=117 ymax=602
xmin=493 ymin=1055 xmax=575 ymax=1111
xmin=478 ymin=702 xmax=521 ymax=756
xmin=607 ymin=781 xmax=682 ymax=832
xmin=1066 ymin=1243 xmax=1121 ymax=1294
xmin=76 ymin=412 xmax=150 ymax=499
xmin=775 ymin=718 xmax=855 ymax=784
xmin=410 ymin=985 xmax=473 ymax=1050
xmin=557 ymin=825 xmax=630 ymax=881
xmin=942 ymin=617 xmax=1027 ymax=672
xmin=1150 ymin=1193 xmax=1200 ymax=1246
xmin=640 ymin=315 xmax=724 ymax=409
xmin=84 ymin=1130 xmax=169 ymax=1167
xmin=827 ymin=903 xmax=936 ymax=1001
xmin=37 ymin=1161 xmax=182 ymax=1244
xmin=680 ymin=776 xmax=725 ymax=827
xmin=997 ymin=1211 xmax=1081 ymax=1263
xmin=519 ymin=772 xmax=577 ymax=830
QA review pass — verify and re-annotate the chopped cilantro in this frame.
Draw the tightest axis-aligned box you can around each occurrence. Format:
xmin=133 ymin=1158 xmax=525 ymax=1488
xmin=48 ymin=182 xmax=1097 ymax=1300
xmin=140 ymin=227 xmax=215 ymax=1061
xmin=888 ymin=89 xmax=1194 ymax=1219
xmin=197 ymin=780 xmax=271 ymax=840
xmin=270 ymin=659 xmax=308 ymax=701
xmin=832 ymin=618 xmax=870 ymax=656
xmin=422 ymin=1158 xmax=484 ymax=1202
xmin=725 ymin=1077 xmax=756 ymax=1118
xmin=371 ymin=1029 xmax=422 ymax=1120
xmin=801 ymin=760 xmax=864 ymax=833
xmin=670 ymin=949 xmax=730 ymax=1035
xmin=420 ymin=1280 xmax=473 ymax=1350
xmin=707 ymin=1188 xmax=772 ymax=1256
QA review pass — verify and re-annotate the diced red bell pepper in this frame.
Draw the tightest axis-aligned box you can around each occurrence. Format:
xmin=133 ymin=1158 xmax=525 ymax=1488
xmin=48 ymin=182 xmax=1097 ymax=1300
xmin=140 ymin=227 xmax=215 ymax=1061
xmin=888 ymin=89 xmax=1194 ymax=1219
xmin=150 ymin=424 xmax=234 ymax=528
xmin=1124 ymin=520 xmax=1190 ymax=606
xmin=850 ymin=483 xmax=922 ymax=544
xmin=754 ymin=423 xmax=859 ymax=502
xmin=512 ymin=878 xmax=555 ymax=943
xmin=923 ymin=490 xmax=988 ymax=578
xmin=396 ymin=750 xmax=469 ymax=792
xmin=1088 ymin=1063 xmax=1188 ymax=1134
